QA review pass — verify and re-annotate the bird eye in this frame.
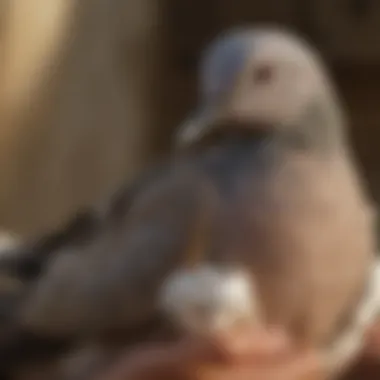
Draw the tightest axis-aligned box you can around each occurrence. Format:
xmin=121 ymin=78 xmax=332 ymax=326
xmin=252 ymin=64 xmax=274 ymax=84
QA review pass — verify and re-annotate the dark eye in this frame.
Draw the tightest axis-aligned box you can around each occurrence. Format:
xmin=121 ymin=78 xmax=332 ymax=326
xmin=252 ymin=64 xmax=274 ymax=84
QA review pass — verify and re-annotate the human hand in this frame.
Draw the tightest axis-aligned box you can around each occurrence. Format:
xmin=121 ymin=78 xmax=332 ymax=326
xmin=96 ymin=327 xmax=323 ymax=380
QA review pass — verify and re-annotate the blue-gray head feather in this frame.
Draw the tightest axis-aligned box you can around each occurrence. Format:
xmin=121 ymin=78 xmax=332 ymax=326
xmin=200 ymin=30 xmax=252 ymax=102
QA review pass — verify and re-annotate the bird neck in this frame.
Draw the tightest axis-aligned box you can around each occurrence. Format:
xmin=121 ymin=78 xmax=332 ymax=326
xmin=279 ymin=94 xmax=347 ymax=155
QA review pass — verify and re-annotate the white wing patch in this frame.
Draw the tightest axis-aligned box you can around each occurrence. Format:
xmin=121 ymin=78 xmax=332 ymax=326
xmin=159 ymin=264 xmax=260 ymax=334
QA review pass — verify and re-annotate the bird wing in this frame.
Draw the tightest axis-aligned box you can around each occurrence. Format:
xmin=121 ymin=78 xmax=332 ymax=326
xmin=19 ymin=164 xmax=215 ymax=338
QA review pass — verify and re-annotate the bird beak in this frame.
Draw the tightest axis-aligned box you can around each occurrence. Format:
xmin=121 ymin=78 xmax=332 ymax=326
xmin=175 ymin=107 xmax=218 ymax=148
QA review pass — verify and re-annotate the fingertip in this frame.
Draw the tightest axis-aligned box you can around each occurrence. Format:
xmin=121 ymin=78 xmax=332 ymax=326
xmin=225 ymin=327 xmax=292 ymax=357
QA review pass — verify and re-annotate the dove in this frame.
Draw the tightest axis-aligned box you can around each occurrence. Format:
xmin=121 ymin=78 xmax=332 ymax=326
xmin=168 ymin=26 xmax=380 ymax=377
xmin=0 ymin=26 xmax=378 ymax=380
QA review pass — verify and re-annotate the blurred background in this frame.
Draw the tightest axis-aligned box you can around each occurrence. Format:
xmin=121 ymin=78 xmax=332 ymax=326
xmin=0 ymin=0 xmax=380 ymax=240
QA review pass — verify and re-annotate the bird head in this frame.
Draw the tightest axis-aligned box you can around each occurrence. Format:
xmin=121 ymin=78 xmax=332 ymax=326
xmin=176 ymin=26 xmax=346 ymax=149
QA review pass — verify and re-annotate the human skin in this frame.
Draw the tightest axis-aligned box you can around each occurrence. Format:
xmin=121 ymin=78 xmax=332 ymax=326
xmin=96 ymin=322 xmax=380 ymax=380
xmin=95 ymin=328 xmax=323 ymax=380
